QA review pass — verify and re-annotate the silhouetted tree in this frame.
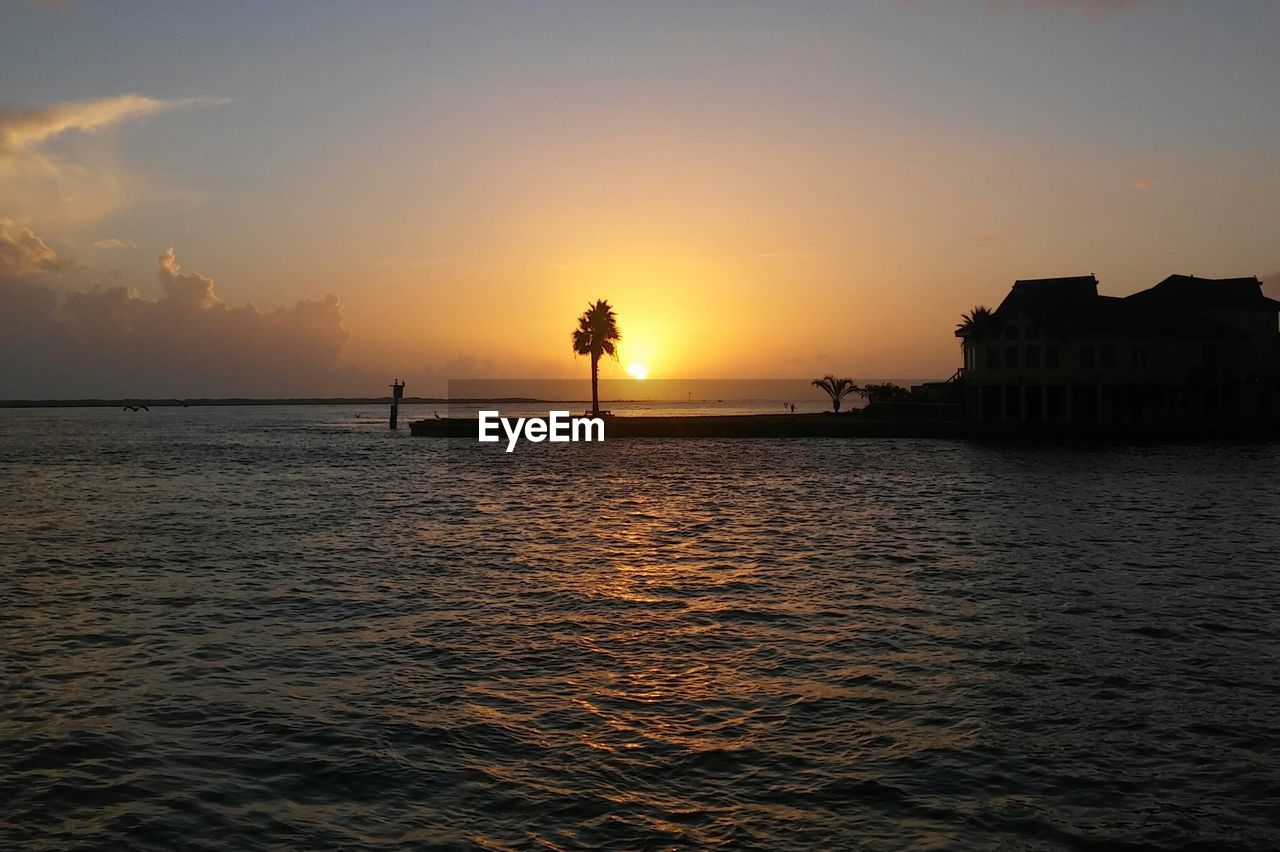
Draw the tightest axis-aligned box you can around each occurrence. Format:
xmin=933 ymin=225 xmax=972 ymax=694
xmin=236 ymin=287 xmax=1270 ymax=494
xmin=571 ymin=299 xmax=621 ymax=416
xmin=956 ymin=305 xmax=995 ymax=342
xmin=861 ymin=382 xmax=910 ymax=403
xmin=812 ymin=375 xmax=859 ymax=413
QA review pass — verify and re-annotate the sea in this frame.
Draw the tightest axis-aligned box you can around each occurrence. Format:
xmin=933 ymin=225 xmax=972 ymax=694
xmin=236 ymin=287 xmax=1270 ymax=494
xmin=2 ymin=404 xmax=1278 ymax=850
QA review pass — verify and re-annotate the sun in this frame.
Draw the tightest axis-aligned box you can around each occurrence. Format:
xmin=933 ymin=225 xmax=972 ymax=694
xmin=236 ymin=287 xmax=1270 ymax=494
xmin=626 ymin=363 xmax=649 ymax=380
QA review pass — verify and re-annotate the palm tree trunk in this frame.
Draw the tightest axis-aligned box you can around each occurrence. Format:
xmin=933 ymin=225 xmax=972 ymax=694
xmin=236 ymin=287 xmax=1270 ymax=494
xmin=591 ymin=351 xmax=600 ymax=416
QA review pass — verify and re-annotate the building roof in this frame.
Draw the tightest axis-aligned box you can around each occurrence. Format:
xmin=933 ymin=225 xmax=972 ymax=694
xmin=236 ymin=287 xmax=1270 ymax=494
xmin=1127 ymin=274 xmax=1280 ymax=311
xmin=997 ymin=275 xmax=1098 ymax=316
xmin=963 ymin=273 xmax=1276 ymax=342
xmin=1011 ymin=275 xmax=1099 ymax=297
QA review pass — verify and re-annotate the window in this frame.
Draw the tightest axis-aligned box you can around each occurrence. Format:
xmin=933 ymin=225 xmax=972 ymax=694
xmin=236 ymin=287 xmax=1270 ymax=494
xmin=987 ymin=346 xmax=1001 ymax=369
xmin=1005 ymin=346 xmax=1020 ymax=369
xmin=1045 ymin=345 xmax=1061 ymax=369
xmin=1130 ymin=344 xmax=1147 ymax=368
xmin=1025 ymin=346 xmax=1040 ymax=368
xmin=1101 ymin=343 xmax=1117 ymax=368
xmin=1004 ymin=324 xmax=1020 ymax=341
xmin=1079 ymin=344 xmax=1096 ymax=369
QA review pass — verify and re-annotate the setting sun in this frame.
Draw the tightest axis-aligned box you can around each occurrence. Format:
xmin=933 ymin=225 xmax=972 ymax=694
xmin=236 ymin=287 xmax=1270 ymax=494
xmin=626 ymin=363 xmax=649 ymax=380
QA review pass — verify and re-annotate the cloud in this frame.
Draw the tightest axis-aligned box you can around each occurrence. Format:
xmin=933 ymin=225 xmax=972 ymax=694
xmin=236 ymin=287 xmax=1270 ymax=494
xmin=0 ymin=94 xmax=227 ymax=167
xmin=0 ymin=218 xmax=69 ymax=279
xmin=0 ymin=226 xmax=355 ymax=398
xmin=1130 ymin=177 xmax=1154 ymax=191
xmin=0 ymin=94 xmax=227 ymax=226
xmin=157 ymin=247 xmax=221 ymax=310
xmin=93 ymin=238 xmax=136 ymax=250
xmin=0 ymin=94 xmax=227 ymax=171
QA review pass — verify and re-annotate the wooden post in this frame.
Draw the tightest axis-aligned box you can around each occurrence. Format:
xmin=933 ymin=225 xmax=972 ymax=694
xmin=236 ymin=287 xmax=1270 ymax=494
xmin=390 ymin=379 xmax=404 ymax=429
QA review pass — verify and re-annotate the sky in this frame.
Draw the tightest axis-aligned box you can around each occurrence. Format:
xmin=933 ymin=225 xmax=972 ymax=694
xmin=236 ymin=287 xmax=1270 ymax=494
xmin=2 ymin=0 xmax=1279 ymax=398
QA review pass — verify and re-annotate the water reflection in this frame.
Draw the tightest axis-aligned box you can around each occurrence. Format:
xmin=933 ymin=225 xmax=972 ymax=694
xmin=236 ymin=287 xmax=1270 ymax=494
xmin=2 ymin=408 xmax=1278 ymax=849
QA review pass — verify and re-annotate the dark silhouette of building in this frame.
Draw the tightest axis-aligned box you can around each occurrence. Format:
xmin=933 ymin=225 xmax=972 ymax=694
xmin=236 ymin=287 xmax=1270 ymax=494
xmin=955 ymin=274 xmax=1280 ymax=425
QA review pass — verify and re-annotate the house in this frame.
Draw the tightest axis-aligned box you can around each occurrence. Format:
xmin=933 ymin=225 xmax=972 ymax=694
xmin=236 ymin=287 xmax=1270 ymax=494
xmin=955 ymin=274 xmax=1280 ymax=425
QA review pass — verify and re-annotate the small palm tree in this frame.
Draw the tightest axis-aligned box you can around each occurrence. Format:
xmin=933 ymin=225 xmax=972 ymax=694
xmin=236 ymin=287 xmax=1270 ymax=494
xmin=812 ymin=375 xmax=859 ymax=414
xmin=571 ymin=299 xmax=621 ymax=416
xmin=956 ymin=305 xmax=995 ymax=342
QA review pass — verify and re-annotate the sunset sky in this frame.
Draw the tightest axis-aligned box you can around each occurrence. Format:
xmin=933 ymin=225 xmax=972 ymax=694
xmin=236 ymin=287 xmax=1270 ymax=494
xmin=3 ymin=1 xmax=1279 ymax=397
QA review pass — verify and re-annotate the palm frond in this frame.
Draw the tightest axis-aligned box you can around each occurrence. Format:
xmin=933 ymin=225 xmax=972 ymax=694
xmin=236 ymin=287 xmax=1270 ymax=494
xmin=571 ymin=298 xmax=622 ymax=359
xmin=812 ymin=374 xmax=858 ymax=412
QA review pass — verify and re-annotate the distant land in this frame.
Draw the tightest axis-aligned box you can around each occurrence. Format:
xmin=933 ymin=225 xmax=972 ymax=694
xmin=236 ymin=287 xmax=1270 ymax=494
xmin=0 ymin=394 xmax=858 ymax=409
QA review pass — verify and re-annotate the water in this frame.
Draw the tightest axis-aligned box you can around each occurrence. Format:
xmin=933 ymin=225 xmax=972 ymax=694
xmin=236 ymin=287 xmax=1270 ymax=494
xmin=2 ymin=406 xmax=1279 ymax=850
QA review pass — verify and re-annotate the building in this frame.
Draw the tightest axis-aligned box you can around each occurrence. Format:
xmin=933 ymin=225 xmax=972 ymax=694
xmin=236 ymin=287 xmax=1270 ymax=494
xmin=955 ymin=274 xmax=1280 ymax=426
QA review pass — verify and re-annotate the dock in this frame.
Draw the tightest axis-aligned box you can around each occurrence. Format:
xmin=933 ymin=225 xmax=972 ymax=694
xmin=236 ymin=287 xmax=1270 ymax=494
xmin=409 ymin=413 xmax=966 ymax=439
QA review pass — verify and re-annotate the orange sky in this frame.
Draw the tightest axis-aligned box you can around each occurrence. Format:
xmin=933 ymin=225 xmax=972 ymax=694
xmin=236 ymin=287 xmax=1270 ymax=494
xmin=2 ymin=2 xmax=1279 ymax=397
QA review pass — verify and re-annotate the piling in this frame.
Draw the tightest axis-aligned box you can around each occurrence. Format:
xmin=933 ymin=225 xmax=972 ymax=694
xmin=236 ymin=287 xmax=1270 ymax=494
xmin=390 ymin=379 xmax=405 ymax=429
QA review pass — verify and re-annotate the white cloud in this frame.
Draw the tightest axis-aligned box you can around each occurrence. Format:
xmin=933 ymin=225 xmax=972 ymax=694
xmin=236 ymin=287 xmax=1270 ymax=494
xmin=0 ymin=94 xmax=228 ymax=227
xmin=0 ymin=94 xmax=228 ymax=171
xmin=93 ymin=238 xmax=136 ymax=250
xmin=156 ymin=247 xmax=221 ymax=310
xmin=0 ymin=218 xmax=68 ymax=280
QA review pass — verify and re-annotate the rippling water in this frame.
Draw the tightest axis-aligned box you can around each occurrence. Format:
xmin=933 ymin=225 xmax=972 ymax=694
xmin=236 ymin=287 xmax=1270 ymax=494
xmin=3 ymin=406 xmax=1279 ymax=850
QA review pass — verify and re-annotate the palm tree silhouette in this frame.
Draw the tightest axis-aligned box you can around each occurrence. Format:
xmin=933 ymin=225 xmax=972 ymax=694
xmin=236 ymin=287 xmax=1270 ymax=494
xmin=571 ymin=299 xmax=621 ymax=417
xmin=812 ymin=375 xmax=859 ymax=413
xmin=956 ymin=305 xmax=995 ymax=342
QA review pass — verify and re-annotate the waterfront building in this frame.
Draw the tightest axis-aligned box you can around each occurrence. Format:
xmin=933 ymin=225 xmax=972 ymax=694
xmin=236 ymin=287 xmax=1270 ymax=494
xmin=955 ymin=274 xmax=1280 ymax=424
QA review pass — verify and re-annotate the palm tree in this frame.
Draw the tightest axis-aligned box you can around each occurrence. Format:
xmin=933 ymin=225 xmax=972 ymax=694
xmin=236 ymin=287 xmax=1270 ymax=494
xmin=956 ymin=305 xmax=995 ymax=342
xmin=812 ymin=375 xmax=859 ymax=414
xmin=571 ymin=299 xmax=621 ymax=416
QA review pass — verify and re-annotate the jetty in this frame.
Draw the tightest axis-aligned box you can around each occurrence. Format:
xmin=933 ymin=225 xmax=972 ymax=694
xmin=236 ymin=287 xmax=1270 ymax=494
xmin=411 ymin=412 xmax=962 ymax=439
xmin=408 ymin=411 xmax=1279 ymax=441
